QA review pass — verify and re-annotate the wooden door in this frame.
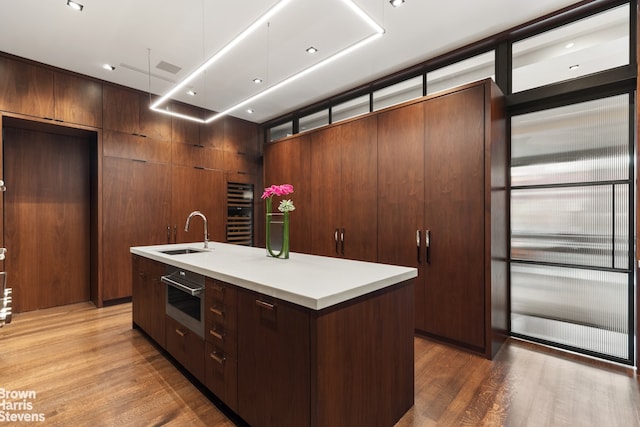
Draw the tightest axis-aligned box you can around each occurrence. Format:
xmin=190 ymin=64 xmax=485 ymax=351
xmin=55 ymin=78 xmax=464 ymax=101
xmin=423 ymin=85 xmax=486 ymax=349
xmin=310 ymin=126 xmax=342 ymax=257
xmin=171 ymin=165 xmax=224 ymax=244
xmin=377 ymin=102 xmax=426 ymax=329
xmin=102 ymin=157 xmax=171 ymax=301
xmin=339 ymin=116 xmax=378 ymax=262
xmin=263 ymin=135 xmax=311 ymax=254
xmin=4 ymin=127 xmax=90 ymax=312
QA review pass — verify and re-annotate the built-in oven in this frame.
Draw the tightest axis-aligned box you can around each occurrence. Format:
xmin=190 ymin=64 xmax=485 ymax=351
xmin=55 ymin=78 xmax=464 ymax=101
xmin=162 ymin=268 xmax=205 ymax=338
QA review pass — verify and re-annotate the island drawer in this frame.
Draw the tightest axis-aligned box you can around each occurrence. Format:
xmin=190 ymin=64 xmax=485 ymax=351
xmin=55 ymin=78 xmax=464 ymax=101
xmin=204 ymin=342 xmax=238 ymax=412
xmin=165 ymin=315 xmax=205 ymax=382
xmin=205 ymin=318 xmax=237 ymax=355
xmin=205 ymin=279 xmax=237 ymax=354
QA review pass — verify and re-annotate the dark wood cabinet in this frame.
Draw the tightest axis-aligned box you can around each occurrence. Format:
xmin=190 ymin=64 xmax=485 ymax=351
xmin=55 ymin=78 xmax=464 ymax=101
xmin=0 ymin=55 xmax=54 ymax=119
xmin=377 ymin=79 xmax=507 ymax=358
xmin=103 ymin=130 xmax=172 ymax=163
xmin=171 ymin=103 xmax=202 ymax=145
xmin=223 ymin=116 xmax=259 ymax=176
xmin=102 ymin=157 xmax=171 ymax=301
xmin=171 ymin=165 xmax=225 ymax=244
xmin=132 ymin=255 xmax=166 ymax=348
xmin=165 ymin=315 xmax=205 ymax=382
xmin=263 ymin=134 xmax=312 ymax=253
xmin=422 ymin=84 xmax=486 ymax=349
xmin=377 ymin=101 xmax=426 ymax=327
xmin=237 ymin=289 xmax=311 ymax=427
xmin=204 ymin=278 xmax=238 ymax=411
xmin=131 ymin=254 xmax=414 ymax=427
xmin=310 ymin=116 xmax=377 ymax=261
xmin=103 ymin=85 xmax=171 ymax=140
xmin=54 ymin=72 xmax=102 ymax=127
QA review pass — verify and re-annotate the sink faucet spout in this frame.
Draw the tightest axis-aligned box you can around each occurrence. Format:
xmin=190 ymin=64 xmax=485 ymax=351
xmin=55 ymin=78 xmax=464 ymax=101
xmin=185 ymin=211 xmax=209 ymax=249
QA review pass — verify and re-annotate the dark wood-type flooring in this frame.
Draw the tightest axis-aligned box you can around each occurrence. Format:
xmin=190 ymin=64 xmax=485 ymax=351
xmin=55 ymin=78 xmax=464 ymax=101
xmin=1 ymin=302 xmax=638 ymax=426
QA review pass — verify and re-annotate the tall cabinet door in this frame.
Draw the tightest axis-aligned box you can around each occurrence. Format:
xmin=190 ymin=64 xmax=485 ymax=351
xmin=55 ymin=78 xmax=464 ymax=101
xmin=309 ymin=117 xmax=378 ymax=262
xmin=102 ymin=157 xmax=171 ymax=301
xmin=423 ymin=85 xmax=486 ymax=349
xmin=377 ymin=102 xmax=426 ymax=329
xmin=263 ymin=135 xmax=312 ymax=254
xmin=339 ymin=116 xmax=378 ymax=262
xmin=171 ymin=165 xmax=225 ymax=244
xmin=310 ymin=126 xmax=342 ymax=258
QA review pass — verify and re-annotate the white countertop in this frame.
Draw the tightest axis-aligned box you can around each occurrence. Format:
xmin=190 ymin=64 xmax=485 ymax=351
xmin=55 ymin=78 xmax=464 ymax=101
xmin=130 ymin=242 xmax=417 ymax=310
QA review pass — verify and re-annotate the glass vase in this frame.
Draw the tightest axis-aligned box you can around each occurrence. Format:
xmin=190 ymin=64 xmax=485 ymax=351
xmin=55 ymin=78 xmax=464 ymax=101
xmin=265 ymin=198 xmax=290 ymax=259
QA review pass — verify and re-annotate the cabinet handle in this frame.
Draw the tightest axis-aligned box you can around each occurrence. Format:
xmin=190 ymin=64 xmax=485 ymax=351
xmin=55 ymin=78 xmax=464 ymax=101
xmin=209 ymin=351 xmax=226 ymax=365
xmin=209 ymin=307 xmax=224 ymax=317
xmin=255 ymin=299 xmax=275 ymax=310
xmin=175 ymin=328 xmax=186 ymax=337
xmin=334 ymin=229 xmax=339 ymax=255
xmin=173 ymin=225 xmax=177 ymax=243
xmin=425 ymin=230 xmax=430 ymax=264
xmin=416 ymin=230 xmax=421 ymax=264
xmin=167 ymin=225 xmax=171 ymax=243
xmin=209 ymin=329 xmax=224 ymax=341
xmin=340 ymin=228 xmax=345 ymax=256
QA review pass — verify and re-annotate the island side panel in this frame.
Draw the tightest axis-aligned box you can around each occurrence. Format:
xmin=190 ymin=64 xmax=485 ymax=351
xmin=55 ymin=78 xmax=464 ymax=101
xmin=310 ymin=279 xmax=415 ymax=427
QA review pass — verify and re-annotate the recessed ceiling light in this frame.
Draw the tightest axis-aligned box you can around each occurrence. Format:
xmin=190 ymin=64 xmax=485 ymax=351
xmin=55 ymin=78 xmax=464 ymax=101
xmin=389 ymin=0 xmax=405 ymax=7
xmin=569 ymin=64 xmax=580 ymax=70
xmin=102 ymin=64 xmax=115 ymax=71
xmin=187 ymin=90 xmax=197 ymax=96
xmin=306 ymin=46 xmax=318 ymax=54
xmin=67 ymin=0 xmax=84 ymax=11
xmin=565 ymin=42 xmax=575 ymax=49
xmin=253 ymin=78 xmax=263 ymax=84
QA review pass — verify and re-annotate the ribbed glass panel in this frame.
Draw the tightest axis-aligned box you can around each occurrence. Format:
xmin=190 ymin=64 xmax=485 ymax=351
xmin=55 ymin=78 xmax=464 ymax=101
xmin=512 ymin=94 xmax=629 ymax=187
xmin=511 ymin=264 xmax=628 ymax=359
xmin=512 ymin=185 xmax=618 ymax=268
xmin=512 ymin=4 xmax=629 ymax=93
xmin=614 ymin=183 xmax=629 ymax=270
xmin=510 ymin=92 xmax=632 ymax=363
xmin=426 ymin=50 xmax=494 ymax=95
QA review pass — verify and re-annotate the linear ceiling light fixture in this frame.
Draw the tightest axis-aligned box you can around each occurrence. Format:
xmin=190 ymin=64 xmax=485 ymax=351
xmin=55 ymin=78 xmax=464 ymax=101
xmin=150 ymin=0 xmax=385 ymax=124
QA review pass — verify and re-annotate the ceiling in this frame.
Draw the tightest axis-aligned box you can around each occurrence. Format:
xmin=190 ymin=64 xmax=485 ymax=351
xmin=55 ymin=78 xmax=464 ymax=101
xmin=0 ymin=0 xmax=584 ymax=124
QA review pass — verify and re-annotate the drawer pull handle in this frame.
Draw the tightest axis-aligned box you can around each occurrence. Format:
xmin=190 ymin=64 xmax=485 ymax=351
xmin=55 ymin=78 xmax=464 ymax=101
xmin=209 ymin=307 xmax=224 ymax=317
xmin=255 ymin=299 xmax=275 ymax=310
xmin=210 ymin=351 xmax=226 ymax=365
xmin=175 ymin=328 xmax=186 ymax=337
xmin=209 ymin=329 xmax=224 ymax=340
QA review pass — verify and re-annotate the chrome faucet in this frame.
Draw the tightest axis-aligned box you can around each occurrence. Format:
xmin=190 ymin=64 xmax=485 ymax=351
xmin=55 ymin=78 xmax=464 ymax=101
xmin=185 ymin=211 xmax=209 ymax=249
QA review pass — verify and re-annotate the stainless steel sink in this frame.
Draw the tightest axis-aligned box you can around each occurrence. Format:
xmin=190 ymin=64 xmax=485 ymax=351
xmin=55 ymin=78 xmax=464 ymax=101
xmin=160 ymin=248 xmax=207 ymax=255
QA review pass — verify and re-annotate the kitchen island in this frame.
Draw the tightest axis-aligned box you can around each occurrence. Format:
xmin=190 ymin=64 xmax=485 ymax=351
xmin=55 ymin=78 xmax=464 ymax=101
xmin=131 ymin=242 xmax=417 ymax=427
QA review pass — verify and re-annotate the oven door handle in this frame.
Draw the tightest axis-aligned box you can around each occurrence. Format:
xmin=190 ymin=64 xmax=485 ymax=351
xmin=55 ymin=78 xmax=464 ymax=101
xmin=161 ymin=275 xmax=204 ymax=296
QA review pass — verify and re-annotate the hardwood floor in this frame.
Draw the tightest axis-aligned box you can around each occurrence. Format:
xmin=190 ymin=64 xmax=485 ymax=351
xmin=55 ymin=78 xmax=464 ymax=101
xmin=1 ymin=302 xmax=638 ymax=426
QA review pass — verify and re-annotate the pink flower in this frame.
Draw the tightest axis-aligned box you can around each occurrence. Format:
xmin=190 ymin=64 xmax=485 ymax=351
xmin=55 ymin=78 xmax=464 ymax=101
xmin=262 ymin=184 xmax=294 ymax=199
